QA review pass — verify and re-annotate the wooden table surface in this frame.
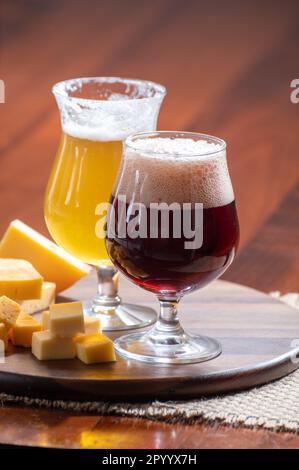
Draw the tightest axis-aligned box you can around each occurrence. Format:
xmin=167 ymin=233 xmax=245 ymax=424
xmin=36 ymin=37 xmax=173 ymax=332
xmin=0 ymin=0 xmax=299 ymax=449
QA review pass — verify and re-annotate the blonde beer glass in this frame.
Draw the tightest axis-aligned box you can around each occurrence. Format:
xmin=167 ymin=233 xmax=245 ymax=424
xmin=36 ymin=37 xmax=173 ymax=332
xmin=44 ymin=77 xmax=166 ymax=330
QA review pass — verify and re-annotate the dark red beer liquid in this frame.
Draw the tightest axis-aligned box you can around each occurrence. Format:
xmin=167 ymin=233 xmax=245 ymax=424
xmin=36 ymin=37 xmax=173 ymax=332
xmin=106 ymin=198 xmax=239 ymax=296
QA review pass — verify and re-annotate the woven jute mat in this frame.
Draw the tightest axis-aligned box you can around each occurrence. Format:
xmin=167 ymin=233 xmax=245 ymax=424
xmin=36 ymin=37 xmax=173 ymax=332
xmin=1 ymin=292 xmax=299 ymax=433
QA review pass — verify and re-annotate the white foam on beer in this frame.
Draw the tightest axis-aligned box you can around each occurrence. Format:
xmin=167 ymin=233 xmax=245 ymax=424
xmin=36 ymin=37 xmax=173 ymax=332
xmin=130 ymin=137 xmax=222 ymax=156
xmin=57 ymin=93 xmax=163 ymax=142
xmin=116 ymin=138 xmax=234 ymax=208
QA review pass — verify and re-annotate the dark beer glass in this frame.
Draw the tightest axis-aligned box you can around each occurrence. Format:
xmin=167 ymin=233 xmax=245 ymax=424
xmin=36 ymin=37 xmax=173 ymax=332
xmin=106 ymin=131 xmax=239 ymax=364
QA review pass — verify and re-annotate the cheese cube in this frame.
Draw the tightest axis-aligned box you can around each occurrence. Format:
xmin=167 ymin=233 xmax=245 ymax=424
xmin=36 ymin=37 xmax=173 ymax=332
xmin=47 ymin=312 xmax=100 ymax=335
xmin=74 ymin=333 xmax=116 ymax=364
xmin=0 ymin=295 xmax=21 ymax=329
xmin=18 ymin=282 xmax=56 ymax=314
xmin=0 ymin=220 xmax=90 ymax=293
xmin=0 ymin=323 xmax=8 ymax=351
xmin=10 ymin=312 xmax=42 ymax=347
xmin=32 ymin=330 xmax=75 ymax=360
xmin=0 ymin=259 xmax=43 ymax=300
xmin=41 ymin=310 xmax=50 ymax=330
xmin=49 ymin=301 xmax=84 ymax=337
xmin=73 ymin=316 xmax=101 ymax=337
xmin=84 ymin=316 xmax=101 ymax=335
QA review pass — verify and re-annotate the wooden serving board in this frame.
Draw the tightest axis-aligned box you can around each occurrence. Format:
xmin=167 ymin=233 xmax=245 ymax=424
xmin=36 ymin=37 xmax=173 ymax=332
xmin=0 ymin=272 xmax=299 ymax=402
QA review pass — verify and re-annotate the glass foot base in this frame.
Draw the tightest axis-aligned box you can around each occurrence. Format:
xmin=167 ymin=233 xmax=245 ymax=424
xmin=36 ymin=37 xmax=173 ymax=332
xmin=114 ymin=331 xmax=222 ymax=364
xmin=84 ymin=301 xmax=157 ymax=331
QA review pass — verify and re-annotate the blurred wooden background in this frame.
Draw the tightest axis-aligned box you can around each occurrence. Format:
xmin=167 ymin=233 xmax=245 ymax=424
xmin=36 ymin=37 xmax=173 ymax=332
xmin=1 ymin=0 xmax=299 ymax=449
xmin=1 ymin=0 xmax=299 ymax=292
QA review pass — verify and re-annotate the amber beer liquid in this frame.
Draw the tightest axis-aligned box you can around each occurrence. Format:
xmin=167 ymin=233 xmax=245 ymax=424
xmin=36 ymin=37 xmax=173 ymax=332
xmin=106 ymin=136 xmax=240 ymax=296
xmin=45 ymin=133 xmax=122 ymax=265
xmin=108 ymin=199 xmax=238 ymax=295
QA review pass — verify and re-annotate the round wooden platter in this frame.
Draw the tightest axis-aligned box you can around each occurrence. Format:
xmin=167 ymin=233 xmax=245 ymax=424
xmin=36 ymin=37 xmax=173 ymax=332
xmin=1 ymin=273 xmax=299 ymax=402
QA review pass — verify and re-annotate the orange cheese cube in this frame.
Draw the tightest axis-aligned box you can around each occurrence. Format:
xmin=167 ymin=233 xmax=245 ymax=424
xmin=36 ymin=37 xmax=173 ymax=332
xmin=74 ymin=333 xmax=116 ymax=364
xmin=10 ymin=312 xmax=42 ymax=347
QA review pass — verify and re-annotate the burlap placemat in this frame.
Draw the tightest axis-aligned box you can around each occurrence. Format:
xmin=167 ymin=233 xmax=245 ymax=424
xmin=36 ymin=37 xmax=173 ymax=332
xmin=1 ymin=292 xmax=299 ymax=433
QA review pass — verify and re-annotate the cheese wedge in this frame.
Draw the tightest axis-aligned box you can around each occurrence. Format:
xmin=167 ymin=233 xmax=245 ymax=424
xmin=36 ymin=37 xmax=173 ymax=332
xmin=0 ymin=220 xmax=90 ymax=293
xmin=0 ymin=323 xmax=8 ymax=351
xmin=49 ymin=301 xmax=84 ymax=337
xmin=0 ymin=259 xmax=43 ymax=300
xmin=74 ymin=333 xmax=116 ymax=364
xmin=32 ymin=330 xmax=75 ymax=360
xmin=0 ymin=295 xmax=21 ymax=329
xmin=10 ymin=312 xmax=42 ymax=347
xmin=18 ymin=282 xmax=56 ymax=314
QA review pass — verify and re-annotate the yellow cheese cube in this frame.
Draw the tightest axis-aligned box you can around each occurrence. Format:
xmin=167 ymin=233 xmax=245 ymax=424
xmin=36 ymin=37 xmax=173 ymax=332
xmin=0 ymin=295 xmax=21 ymax=329
xmin=84 ymin=316 xmax=101 ymax=335
xmin=72 ymin=316 xmax=101 ymax=337
xmin=32 ymin=330 xmax=75 ymax=360
xmin=49 ymin=313 xmax=100 ymax=336
xmin=49 ymin=301 xmax=84 ymax=337
xmin=10 ymin=312 xmax=42 ymax=347
xmin=18 ymin=282 xmax=56 ymax=314
xmin=41 ymin=310 xmax=50 ymax=330
xmin=0 ymin=323 xmax=8 ymax=351
xmin=0 ymin=220 xmax=90 ymax=293
xmin=0 ymin=259 xmax=43 ymax=300
xmin=17 ymin=311 xmax=34 ymax=320
xmin=74 ymin=333 xmax=116 ymax=364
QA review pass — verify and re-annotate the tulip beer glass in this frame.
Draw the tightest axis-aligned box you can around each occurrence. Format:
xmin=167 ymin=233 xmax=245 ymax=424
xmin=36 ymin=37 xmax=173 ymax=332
xmin=106 ymin=131 xmax=239 ymax=363
xmin=44 ymin=78 xmax=166 ymax=330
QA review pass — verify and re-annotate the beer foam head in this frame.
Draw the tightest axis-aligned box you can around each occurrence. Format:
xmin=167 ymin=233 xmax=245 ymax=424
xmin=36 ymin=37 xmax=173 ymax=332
xmin=52 ymin=77 xmax=166 ymax=141
xmin=115 ymin=136 xmax=234 ymax=208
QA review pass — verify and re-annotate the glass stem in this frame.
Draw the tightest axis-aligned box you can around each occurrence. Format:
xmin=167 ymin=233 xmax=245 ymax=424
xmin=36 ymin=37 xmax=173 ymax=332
xmin=94 ymin=265 xmax=121 ymax=308
xmin=148 ymin=297 xmax=186 ymax=345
